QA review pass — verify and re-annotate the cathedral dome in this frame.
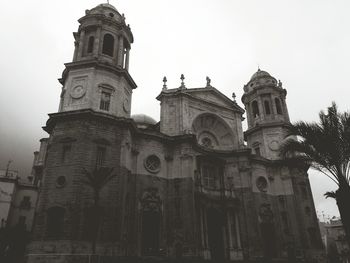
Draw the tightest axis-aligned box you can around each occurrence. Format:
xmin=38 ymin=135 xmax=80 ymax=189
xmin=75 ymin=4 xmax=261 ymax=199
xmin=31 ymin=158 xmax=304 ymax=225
xmin=244 ymin=69 xmax=278 ymax=93
xmin=250 ymin=69 xmax=272 ymax=81
xmin=85 ymin=3 xmax=124 ymax=21
xmin=95 ymin=3 xmax=117 ymax=11
xmin=131 ymin=114 xmax=157 ymax=128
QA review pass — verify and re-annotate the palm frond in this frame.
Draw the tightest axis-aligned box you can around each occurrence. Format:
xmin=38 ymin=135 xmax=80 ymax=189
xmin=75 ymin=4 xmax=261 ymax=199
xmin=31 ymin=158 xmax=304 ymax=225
xmin=280 ymin=102 xmax=350 ymax=188
xmin=324 ymin=191 xmax=337 ymax=199
xmin=82 ymin=167 xmax=116 ymax=191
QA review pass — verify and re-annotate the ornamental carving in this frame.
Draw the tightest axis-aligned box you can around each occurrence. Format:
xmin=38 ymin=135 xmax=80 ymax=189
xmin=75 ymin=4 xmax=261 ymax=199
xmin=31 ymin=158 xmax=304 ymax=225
xmin=259 ymin=203 xmax=273 ymax=223
xmin=141 ymin=187 xmax=162 ymax=212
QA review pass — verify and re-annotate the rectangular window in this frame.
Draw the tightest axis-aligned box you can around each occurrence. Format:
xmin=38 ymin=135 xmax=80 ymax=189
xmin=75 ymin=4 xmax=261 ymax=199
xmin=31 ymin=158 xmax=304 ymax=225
xmin=96 ymin=146 xmax=106 ymax=167
xmin=100 ymin=92 xmax=111 ymax=111
xmin=278 ymin=195 xmax=286 ymax=208
xmin=61 ymin=144 xmax=71 ymax=163
xmin=254 ymin=147 xmax=261 ymax=156
xmin=20 ymin=196 xmax=31 ymax=209
xmin=202 ymin=165 xmax=217 ymax=188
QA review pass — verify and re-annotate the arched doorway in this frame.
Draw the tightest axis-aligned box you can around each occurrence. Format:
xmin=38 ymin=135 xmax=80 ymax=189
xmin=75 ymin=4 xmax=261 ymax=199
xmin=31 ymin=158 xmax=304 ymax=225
xmin=142 ymin=210 xmax=160 ymax=255
xmin=207 ymin=208 xmax=225 ymax=260
xmin=140 ymin=187 xmax=162 ymax=256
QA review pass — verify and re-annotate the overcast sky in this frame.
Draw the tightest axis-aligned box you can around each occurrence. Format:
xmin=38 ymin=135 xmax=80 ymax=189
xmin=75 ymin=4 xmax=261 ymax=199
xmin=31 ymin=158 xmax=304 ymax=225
xmin=1 ymin=0 xmax=349 ymax=220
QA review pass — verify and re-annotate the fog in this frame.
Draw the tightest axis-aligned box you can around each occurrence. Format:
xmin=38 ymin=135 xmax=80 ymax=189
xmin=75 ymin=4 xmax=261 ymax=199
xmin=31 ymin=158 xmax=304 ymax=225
xmin=1 ymin=0 xmax=349 ymax=219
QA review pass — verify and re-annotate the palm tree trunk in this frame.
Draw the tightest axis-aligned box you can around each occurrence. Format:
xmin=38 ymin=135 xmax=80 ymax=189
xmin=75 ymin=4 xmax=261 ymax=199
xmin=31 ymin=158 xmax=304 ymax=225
xmin=336 ymin=178 xmax=350 ymax=247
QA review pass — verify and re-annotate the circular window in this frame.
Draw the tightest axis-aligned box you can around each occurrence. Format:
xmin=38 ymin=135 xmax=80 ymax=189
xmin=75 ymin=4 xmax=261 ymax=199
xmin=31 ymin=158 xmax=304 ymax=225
xmin=256 ymin=176 xmax=268 ymax=192
xmin=56 ymin=176 xmax=67 ymax=188
xmin=201 ymin=137 xmax=213 ymax=148
xmin=144 ymin=155 xmax=161 ymax=173
xmin=109 ymin=12 xmax=114 ymax=17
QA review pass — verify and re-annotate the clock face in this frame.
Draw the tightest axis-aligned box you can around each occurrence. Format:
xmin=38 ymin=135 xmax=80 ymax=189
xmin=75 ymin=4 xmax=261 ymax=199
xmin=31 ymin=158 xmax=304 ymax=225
xmin=268 ymin=140 xmax=279 ymax=151
xmin=70 ymin=85 xmax=86 ymax=99
xmin=123 ymin=98 xmax=129 ymax=113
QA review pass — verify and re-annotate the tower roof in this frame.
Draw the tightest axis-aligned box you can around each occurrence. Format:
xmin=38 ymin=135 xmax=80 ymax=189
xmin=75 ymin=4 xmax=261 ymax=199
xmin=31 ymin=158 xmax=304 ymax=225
xmin=250 ymin=69 xmax=272 ymax=81
xmin=95 ymin=3 xmax=118 ymax=11
xmin=243 ymin=68 xmax=279 ymax=94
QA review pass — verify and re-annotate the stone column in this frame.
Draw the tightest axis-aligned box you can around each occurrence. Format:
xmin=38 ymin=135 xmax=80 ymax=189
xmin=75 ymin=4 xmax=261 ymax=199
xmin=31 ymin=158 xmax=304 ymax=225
xmin=77 ymin=29 xmax=85 ymax=59
xmin=117 ymin=36 xmax=124 ymax=67
xmin=227 ymin=211 xmax=233 ymax=248
xmin=73 ymin=41 xmax=78 ymax=61
xmin=94 ymin=26 xmax=101 ymax=57
xmin=113 ymin=34 xmax=119 ymax=65
xmin=235 ymin=212 xmax=242 ymax=249
xmin=125 ymin=48 xmax=130 ymax=70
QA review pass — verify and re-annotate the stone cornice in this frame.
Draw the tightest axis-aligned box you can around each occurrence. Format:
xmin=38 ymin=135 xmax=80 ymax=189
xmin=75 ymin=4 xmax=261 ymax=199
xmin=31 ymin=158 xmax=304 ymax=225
xmin=244 ymin=121 xmax=291 ymax=138
xmin=43 ymin=109 xmax=251 ymax=158
xmin=156 ymin=88 xmax=244 ymax=115
xmin=249 ymin=155 xmax=310 ymax=170
xmin=241 ymin=85 xmax=287 ymax=103
xmin=59 ymin=59 xmax=137 ymax=89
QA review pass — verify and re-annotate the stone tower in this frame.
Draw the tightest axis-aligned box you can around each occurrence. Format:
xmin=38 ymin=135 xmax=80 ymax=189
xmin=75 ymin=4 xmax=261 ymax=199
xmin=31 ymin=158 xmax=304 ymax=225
xmin=241 ymin=69 xmax=290 ymax=159
xmin=58 ymin=3 xmax=136 ymax=117
xmin=27 ymin=3 xmax=137 ymax=262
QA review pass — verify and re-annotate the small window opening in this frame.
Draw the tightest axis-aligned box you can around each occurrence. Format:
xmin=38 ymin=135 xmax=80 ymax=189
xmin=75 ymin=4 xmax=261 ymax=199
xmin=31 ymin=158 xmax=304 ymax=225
xmin=20 ymin=196 xmax=31 ymax=209
xmin=254 ymin=147 xmax=261 ymax=156
xmin=275 ymin=98 xmax=282 ymax=114
xmin=61 ymin=144 xmax=71 ymax=163
xmin=96 ymin=146 xmax=106 ymax=167
xmin=102 ymin=34 xmax=114 ymax=56
xmin=264 ymin=101 xmax=271 ymax=115
xmin=100 ymin=91 xmax=111 ymax=111
xmin=252 ymin=100 xmax=259 ymax=118
xmin=87 ymin=36 xmax=94 ymax=53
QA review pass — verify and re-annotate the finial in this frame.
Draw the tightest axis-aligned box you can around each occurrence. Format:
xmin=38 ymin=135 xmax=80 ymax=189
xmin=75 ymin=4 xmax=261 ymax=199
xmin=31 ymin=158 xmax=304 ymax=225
xmin=162 ymin=76 xmax=167 ymax=90
xmin=107 ymin=0 xmax=109 ymax=4
xmin=180 ymin=74 xmax=186 ymax=89
xmin=122 ymin=13 xmax=126 ymax=22
xmin=232 ymin=92 xmax=236 ymax=102
xmin=258 ymin=64 xmax=260 ymax=71
xmin=206 ymin=76 xmax=211 ymax=88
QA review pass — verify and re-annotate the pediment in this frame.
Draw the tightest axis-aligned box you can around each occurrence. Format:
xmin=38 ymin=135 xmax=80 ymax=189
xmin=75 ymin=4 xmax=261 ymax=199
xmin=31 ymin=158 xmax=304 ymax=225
xmin=184 ymin=87 xmax=244 ymax=113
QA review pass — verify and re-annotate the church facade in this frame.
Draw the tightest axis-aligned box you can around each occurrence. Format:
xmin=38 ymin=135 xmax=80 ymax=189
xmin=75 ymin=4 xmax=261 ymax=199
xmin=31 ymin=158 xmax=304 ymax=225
xmin=27 ymin=3 xmax=324 ymax=262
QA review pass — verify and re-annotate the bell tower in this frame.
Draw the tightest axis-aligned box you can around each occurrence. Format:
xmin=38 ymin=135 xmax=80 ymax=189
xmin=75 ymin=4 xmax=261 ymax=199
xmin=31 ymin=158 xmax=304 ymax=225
xmin=58 ymin=3 xmax=136 ymax=117
xmin=241 ymin=69 xmax=290 ymax=160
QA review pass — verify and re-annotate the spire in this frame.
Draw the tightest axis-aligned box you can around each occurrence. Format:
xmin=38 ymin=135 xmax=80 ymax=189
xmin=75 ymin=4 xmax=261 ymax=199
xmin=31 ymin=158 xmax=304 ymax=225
xmin=179 ymin=74 xmax=186 ymax=89
xmin=162 ymin=76 xmax=167 ymax=90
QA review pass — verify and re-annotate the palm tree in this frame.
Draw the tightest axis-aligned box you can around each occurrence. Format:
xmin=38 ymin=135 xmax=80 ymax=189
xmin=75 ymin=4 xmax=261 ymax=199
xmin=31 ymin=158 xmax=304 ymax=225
xmin=82 ymin=166 xmax=116 ymax=254
xmin=280 ymin=102 xmax=350 ymax=245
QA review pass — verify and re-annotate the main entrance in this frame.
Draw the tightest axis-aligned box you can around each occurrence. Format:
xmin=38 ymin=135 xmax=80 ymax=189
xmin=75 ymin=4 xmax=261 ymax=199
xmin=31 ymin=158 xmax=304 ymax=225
xmin=142 ymin=211 xmax=160 ymax=255
xmin=207 ymin=208 xmax=225 ymax=260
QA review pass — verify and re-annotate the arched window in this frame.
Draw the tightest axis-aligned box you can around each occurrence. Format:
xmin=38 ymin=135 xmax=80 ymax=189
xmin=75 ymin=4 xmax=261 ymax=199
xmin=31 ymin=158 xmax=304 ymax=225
xmin=47 ymin=207 xmax=65 ymax=237
xmin=252 ymin=100 xmax=259 ymax=118
xmin=87 ymin=36 xmax=94 ymax=53
xmin=264 ymin=101 xmax=271 ymax=115
xmin=102 ymin=34 xmax=114 ymax=56
xmin=275 ymin=98 xmax=282 ymax=115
